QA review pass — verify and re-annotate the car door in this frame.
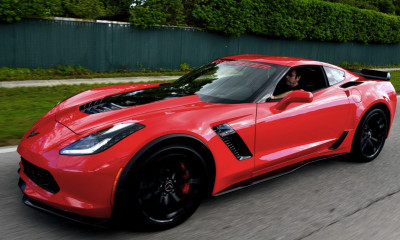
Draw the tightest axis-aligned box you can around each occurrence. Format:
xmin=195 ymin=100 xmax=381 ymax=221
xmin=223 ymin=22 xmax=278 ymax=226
xmin=253 ymin=66 xmax=352 ymax=176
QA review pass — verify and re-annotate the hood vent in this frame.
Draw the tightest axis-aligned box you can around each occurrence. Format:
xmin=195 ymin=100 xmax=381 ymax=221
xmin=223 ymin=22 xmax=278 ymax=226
xmin=80 ymin=99 xmax=123 ymax=114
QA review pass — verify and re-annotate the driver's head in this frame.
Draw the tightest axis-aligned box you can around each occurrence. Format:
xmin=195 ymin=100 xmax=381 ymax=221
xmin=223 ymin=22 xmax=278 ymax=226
xmin=285 ymin=69 xmax=301 ymax=87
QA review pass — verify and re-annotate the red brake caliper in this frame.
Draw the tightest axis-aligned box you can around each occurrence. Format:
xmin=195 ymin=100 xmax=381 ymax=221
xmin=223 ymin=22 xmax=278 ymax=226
xmin=180 ymin=162 xmax=190 ymax=194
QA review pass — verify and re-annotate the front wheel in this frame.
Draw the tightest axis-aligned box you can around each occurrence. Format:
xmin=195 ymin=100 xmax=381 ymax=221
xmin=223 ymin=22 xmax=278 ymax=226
xmin=121 ymin=146 xmax=207 ymax=230
xmin=351 ymin=108 xmax=388 ymax=162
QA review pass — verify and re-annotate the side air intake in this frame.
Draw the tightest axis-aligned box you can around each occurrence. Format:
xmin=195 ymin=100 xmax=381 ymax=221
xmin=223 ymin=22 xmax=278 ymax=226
xmin=213 ymin=124 xmax=252 ymax=160
xmin=340 ymin=82 xmax=363 ymax=88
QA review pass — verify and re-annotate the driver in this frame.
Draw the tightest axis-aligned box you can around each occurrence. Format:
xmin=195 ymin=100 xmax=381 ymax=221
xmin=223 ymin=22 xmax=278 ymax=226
xmin=271 ymin=69 xmax=302 ymax=99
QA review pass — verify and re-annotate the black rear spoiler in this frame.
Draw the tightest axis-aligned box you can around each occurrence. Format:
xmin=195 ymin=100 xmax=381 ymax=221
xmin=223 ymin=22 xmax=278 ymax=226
xmin=352 ymin=69 xmax=391 ymax=81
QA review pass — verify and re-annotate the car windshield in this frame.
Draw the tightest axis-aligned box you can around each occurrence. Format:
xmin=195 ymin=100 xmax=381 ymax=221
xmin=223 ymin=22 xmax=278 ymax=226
xmin=172 ymin=60 xmax=285 ymax=103
xmin=101 ymin=60 xmax=285 ymax=108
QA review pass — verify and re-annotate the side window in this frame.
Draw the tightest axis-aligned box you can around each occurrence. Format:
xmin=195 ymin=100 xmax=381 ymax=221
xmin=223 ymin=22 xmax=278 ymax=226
xmin=271 ymin=66 xmax=328 ymax=99
xmin=324 ymin=67 xmax=345 ymax=85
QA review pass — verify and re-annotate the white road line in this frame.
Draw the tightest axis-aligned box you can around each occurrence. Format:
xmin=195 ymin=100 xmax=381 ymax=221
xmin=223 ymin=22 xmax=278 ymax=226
xmin=0 ymin=146 xmax=17 ymax=154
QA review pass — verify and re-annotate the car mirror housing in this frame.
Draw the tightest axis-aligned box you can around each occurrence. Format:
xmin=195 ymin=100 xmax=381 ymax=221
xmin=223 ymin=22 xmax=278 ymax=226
xmin=274 ymin=90 xmax=313 ymax=111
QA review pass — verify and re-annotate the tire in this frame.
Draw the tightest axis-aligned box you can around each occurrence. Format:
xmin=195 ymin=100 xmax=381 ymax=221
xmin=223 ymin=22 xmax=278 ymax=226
xmin=120 ymin=145 xmax=207 ymax=230
xmin=351 ymin=108 xmax=388 ymax=162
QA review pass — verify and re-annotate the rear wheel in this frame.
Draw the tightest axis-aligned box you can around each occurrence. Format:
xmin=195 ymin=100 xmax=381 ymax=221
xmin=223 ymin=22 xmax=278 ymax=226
xmin=351 ymin=108 xmax=388 ymax=162
xmin=121 ymin=146 xmax=207 ymax=230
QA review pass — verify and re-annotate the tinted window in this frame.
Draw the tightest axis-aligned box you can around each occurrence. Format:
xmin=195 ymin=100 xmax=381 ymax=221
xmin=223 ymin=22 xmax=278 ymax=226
xmin=273 ymin=66 xmax=328 ymax=97
xmin=324 ymin=67 xmax=345 ymax=85
xmin=173 ymin=60 xmax=285 ymax=103
xmin=104 ymin=60 xmax=286 ymax=107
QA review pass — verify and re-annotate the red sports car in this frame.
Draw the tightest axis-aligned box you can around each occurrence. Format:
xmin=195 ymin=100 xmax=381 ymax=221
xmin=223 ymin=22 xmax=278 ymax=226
xmin=18 ymin=55 xmax=397 ymax=229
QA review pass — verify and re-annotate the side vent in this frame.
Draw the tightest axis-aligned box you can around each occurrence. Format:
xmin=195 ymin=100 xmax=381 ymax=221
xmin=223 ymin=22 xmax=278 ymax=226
xmin=340 ymin=82 xmax=363 ymax=88
xmin=213 ymin=124 xmax=252 ymax=160
xmin=329 ymin=131 xmax=349 ymax=150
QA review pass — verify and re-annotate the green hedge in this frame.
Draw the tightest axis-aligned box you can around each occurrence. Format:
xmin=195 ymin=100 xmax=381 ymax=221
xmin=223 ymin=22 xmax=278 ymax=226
xmin=0 ymin=0 xmax=130 ymax=23
xmin=2 ymin=0 xmax=400 ymax=44
xmin=0 ymin=0 xmax=64 ymax=23
xmin=192 ymin=0 xmax=400 ymax=43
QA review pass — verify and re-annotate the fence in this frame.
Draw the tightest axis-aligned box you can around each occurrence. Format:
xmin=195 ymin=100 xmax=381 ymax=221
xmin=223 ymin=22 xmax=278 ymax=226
xmin=1 ymin=18 xmax=399 ymax=71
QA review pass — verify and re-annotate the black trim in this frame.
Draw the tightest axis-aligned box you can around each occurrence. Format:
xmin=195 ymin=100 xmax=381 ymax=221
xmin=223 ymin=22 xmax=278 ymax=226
xmin=329 ymin=131 xmax=349 ymax=150
xmin=214 ymin=153 xmax=348 ymax=196
xmin=18 ymin=177 xmax=25 ymax=191
xmin=22 ymin=195 xmax=109 ymax=228
xmin=18 ymin=178 xmax=109 ymax=228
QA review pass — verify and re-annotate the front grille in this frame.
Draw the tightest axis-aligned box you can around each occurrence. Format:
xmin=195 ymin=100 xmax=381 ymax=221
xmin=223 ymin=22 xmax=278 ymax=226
xmin=80 ymin=99 xmax=123 ymax=114
xmin=21 ymin=158 xmax=60 ymax=194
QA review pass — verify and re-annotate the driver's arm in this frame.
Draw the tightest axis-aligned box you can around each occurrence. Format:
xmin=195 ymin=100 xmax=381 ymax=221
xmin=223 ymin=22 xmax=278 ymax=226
xmin=271 ymin=91 xmax=292 ymax=100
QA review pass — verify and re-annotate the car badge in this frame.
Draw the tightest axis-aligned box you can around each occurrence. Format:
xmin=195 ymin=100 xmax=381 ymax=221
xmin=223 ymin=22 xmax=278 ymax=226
xmin=27 ymin=128 xmax=40 ymax=138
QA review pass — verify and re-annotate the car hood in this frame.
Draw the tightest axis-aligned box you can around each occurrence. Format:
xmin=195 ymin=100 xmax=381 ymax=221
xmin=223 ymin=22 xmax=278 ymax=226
xmin=55 ymin=83 xmax=214 ymax=134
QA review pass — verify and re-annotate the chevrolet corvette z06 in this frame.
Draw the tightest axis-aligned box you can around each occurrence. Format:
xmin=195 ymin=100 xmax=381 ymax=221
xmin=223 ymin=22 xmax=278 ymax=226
xmin=17 ymin=55 xmax=397 ymax=229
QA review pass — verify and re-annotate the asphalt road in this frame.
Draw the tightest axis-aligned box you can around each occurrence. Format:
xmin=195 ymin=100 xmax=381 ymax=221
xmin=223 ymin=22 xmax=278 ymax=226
xmin=1 ymin=99 xmax=399 ymax=240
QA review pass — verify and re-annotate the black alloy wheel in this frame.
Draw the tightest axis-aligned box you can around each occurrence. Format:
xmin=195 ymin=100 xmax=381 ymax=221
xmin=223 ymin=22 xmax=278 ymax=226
xmin=132 ymin=146 xmax=206 ymax=229
xmin=352 ymin=108 xmax=388 ymax=162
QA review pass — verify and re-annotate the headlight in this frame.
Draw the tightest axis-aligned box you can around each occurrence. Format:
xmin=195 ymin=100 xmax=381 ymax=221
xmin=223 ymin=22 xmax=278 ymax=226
xmin=60 ymin=122 xmax=145 ymax=155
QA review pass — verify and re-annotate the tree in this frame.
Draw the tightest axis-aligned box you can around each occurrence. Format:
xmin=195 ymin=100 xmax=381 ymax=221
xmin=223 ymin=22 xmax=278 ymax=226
xmin=374 ymin=0 xmax=396 ymax=14
xmin=101 ymin=0 xmax=131 ymax=21
xmin=0 ymin=0 xmax=64 ymax=23
xmin=129 ymin=0 xmax=185 ymax=27
xmin=64 ymin=0 xmax=107 ymax=20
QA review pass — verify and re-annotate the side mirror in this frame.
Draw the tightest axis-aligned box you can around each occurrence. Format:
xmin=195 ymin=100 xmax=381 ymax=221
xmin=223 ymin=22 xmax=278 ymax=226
xmin=274 ymin=90 xmax=313 ymax=111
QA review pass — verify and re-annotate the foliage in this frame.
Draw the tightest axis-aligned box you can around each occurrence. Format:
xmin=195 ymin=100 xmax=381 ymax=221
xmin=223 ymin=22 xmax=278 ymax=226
xmin=323 ymin=0 xmax=398 ymax=15
xmin=129 ymin=0 xmax=185 ymax=27
xmin=1 ymin=0 xmax=400 ymax=43
xmin=376 ymin=0 xmax=397 ymax=14
xmin=0 ymin=0 xmax=64 ymax=23
xmin=192 ymin=0 xmax=400 ymax=43
xmin=64 ymin=0 xmax=107 ymax=20
xmin=180 ymin=63 xmax=190 ymax=71
xmin=101 ymin=0 xmax=131 ymax=20
xmin=0 ymin=0 xmax=20 ymax=23
xmin=395 ymin=0 xmax=400 ymax=15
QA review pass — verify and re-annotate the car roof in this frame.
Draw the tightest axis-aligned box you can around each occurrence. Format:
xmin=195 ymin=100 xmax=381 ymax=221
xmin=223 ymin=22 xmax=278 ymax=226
xmin=221 ymin=54 xmax=330 ymax=67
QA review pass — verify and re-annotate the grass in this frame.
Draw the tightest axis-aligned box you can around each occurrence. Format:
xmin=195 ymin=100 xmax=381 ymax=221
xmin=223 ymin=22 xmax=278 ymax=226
xmin=0 ymin=82 xmax=171 ymax=146
xmin=0 ymin=73 xmax=399 ymax=147
xmin=339 ymin=62 xmax=400 ymax=69
xmin=391 ymin=71 xmax=400 ymax=92
xmin=0 ymin=66 xmax=185 ymax=81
